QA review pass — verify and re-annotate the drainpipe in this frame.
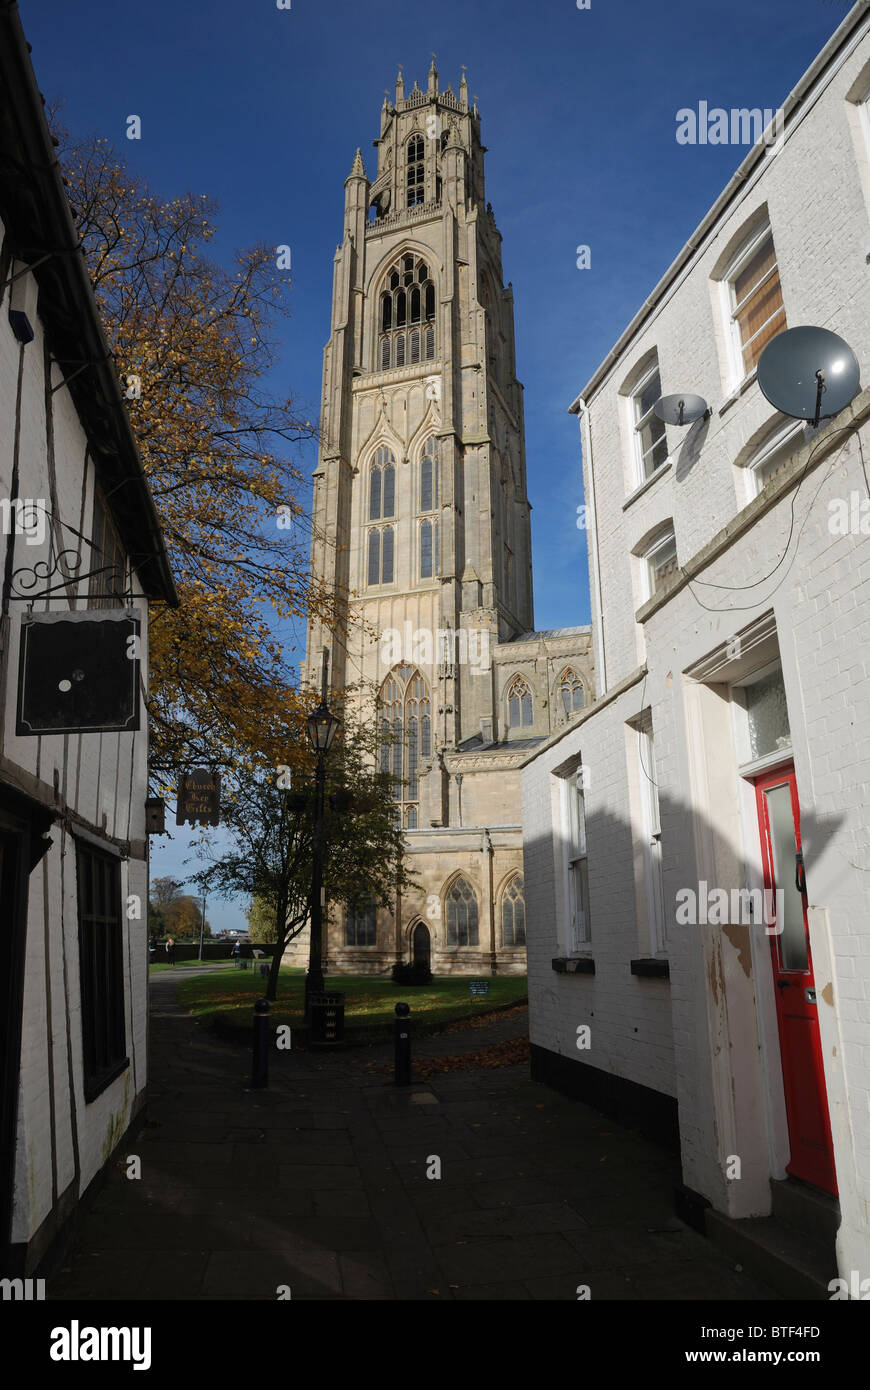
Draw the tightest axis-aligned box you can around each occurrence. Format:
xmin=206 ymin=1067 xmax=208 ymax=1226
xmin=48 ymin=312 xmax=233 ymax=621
xmin=455 ymin=772 xmax=463 ymax=828
xmin=577 ymin=397 xmax=607 ymax=695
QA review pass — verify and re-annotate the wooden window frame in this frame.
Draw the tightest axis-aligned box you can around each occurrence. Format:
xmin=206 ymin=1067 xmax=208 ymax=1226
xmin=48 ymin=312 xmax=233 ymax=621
xmin=76 ymin=838 xmax=128 ymax=1102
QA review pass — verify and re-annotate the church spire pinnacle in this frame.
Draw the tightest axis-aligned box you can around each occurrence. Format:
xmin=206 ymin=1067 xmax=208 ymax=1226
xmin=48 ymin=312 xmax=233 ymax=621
xmin=428 ymin=53 xmax=438 ymax=96
xmin=459 ymin=67 xmax=469 ymax=109
xmin=395 ymin=66 xmax=404 ymax=103
xmin=348 ymin=147 xmax=366 ymax=179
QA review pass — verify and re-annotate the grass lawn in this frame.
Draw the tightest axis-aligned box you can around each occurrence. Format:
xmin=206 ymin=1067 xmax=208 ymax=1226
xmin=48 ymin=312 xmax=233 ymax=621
xmin=175 ymin=967 xmax=527 ymax=1033
xmin=148 ymin=960 xmax=235 ymax=972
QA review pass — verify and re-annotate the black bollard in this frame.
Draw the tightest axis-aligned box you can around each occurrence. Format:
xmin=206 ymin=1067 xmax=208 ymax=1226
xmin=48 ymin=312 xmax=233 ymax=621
xmin=251 ymin=997 xmax=270 ymax=1090
xmin=394 ymin=1001 xmax=411 ymax=1086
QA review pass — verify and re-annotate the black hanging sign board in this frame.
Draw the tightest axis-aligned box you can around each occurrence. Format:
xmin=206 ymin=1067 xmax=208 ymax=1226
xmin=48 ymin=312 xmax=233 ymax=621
xmin=16 ymin=610 xmax=141 ymax=735
xmin=176 ymin=770 xmax=221 ymax=827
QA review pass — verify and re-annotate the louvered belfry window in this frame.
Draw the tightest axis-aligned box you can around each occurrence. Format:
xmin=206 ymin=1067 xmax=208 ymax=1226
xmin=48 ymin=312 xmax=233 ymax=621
xmin=378 ymin=255 xmax=436 ymax=370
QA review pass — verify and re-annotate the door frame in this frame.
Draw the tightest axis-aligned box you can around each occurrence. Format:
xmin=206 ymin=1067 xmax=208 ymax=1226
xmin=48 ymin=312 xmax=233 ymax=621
xmin=410 ymin=919 xmax=431 ymax=969
xmin=753 ymin=762 xmax=837 ymax=1195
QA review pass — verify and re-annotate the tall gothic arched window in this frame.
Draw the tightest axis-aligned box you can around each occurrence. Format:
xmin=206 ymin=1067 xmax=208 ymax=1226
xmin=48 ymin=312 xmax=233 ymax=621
xmin=419 ymin=437 xmax=440 ymax=580
xmin=369 ymin=446 xmax=395 ymax=520
xmin=378 ymin=666 xmax=431 ymax=827
xmin=446 ymin=877 xmax=479 ymax=947
xmin=501 ymin=874 xmax=526 ymax=947
xmin=367 ymin=446 xmax=395 ymax=587
xmin=378 ymin=254 xmax=437 ymax=371
xmin=559 ymin=668 xmax=585 ymax=717
xmin=346 ymin=898 xmax=377 ymax=946
xmin=507 ymin=675 xmax=533 ymax=729
xmin=406 ymin=135 xmax=425 ymax=207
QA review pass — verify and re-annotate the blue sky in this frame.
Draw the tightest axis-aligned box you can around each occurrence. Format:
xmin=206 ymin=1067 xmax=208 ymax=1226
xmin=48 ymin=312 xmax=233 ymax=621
xmin=23 ymin=0 xmax=849 ymax=927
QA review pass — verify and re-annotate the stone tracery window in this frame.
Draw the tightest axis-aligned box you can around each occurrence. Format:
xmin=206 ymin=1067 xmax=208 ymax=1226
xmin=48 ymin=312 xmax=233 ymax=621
xmin=379 ymin=666 xmax=431 ymax=828
xmin=446 ymin=876 xmax=479 ymax=947
xmin=507 ymin=675 xmax=533 ymax=729
xmin=367 ymin=446 xmax=395 ymax=586
xmin=501 ymin=874 xmax=526 ymax=947
xmin=419 ymin=437 xmax=440 ymax=580
xmin=378 ymin=254 xmax=436 ymax=371
xmin=559 ymin=669 xmax=585 ymax=717
xmin=346 ymin=898 xmax=377 ymax=946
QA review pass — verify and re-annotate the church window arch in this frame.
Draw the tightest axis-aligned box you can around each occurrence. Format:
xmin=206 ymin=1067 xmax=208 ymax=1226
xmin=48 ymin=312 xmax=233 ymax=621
xmin=378 ymin=667 xmax=431 ymax=826
xmin=419 ymin=438 xmax=440 ymax=579
xmin=446 ymin=876 xmax=479 ymax=947
xmin=501 ymin=874 xmax=526 ymax=947
xmin=559 ymin=668 xmax=586 ymax=717
xmin=367 ymin=523 xmax=394 ymax=586
xmin=368 ymin=446 xmax=395 ymax=520
xmin=346 ymin=898 xmax=377 ymax=946
xmin=377 ymin=254 xmax=437 ymax=371
xmin=507 ymin=675 xmax=533 ymax=729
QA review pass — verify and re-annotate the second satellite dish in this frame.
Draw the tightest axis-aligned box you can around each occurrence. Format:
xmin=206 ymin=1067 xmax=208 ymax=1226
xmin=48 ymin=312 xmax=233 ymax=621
xmin=757 ymin=326 xmax=860 ymax=427
xmin=654 ymin=393 xmax=710 ymax=426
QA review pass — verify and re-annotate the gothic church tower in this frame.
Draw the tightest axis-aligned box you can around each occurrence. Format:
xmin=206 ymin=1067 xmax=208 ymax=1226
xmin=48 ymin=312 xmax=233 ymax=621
xmin=302 ymin=62 xmax=593 ymax=975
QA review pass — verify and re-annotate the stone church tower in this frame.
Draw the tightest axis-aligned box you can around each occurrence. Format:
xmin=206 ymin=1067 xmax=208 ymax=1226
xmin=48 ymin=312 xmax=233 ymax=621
xmin=300 ymin=61 xmax=594 ymax=975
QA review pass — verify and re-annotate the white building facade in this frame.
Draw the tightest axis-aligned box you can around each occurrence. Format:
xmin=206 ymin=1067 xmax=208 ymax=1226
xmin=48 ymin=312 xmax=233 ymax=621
xmin=0 ymin=9 xmax=176 ymax=1276
xmin=521 ymin=2 xmax=870 ymax=1294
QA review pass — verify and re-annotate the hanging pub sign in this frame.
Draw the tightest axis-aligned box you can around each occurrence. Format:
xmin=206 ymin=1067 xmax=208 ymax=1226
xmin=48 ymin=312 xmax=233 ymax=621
xmin=16 ymin=610 xmax=141 ymax=736
xmin=176 ymin=770 xmax=221 ymax=827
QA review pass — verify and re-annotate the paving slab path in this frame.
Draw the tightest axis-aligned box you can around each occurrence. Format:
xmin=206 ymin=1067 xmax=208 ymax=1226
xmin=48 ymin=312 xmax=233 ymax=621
xmin=48 ymin=972 xmax=777 ymax=1301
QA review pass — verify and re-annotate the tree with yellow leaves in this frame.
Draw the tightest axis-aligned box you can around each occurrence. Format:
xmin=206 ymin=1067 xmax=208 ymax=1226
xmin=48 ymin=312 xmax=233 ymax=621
xmin=56 ymin=127 xmax=340 ymax=782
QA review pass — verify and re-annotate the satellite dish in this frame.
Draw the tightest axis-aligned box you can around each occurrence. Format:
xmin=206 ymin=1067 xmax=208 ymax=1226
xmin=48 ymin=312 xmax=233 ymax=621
xmin=757 ymin=326 xmax=860 ymax=428
xmin=654 ymin=393 xmax=710 ymax=426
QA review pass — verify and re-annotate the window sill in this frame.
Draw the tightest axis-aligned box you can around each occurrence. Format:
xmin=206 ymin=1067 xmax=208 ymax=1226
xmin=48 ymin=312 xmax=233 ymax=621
xmin=737 ymin=744 xmax=793 ymax=778
xmin=622 ymin=459 xmax=673 ymax=512
xmin=717 ymin=367 xmax=758 ymax=417
xmin=83 ymin=1055 xmax=130 ymax=1105
xmin=552 ymin=956 xmax=595 ymax=975
xmin=630 ymin=958 xmax=669 ymax=979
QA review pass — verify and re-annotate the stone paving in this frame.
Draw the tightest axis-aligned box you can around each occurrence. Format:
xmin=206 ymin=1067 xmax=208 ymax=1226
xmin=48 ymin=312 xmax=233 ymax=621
xmin=48 ymin=974 xmax=777 ymax=1301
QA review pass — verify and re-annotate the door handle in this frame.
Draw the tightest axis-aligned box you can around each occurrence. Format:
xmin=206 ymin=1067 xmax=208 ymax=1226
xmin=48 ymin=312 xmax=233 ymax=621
xmin=795 ymin=851 xmax=806 ymax=895
xmin=776 ymin=979 xmax=790 ymax=990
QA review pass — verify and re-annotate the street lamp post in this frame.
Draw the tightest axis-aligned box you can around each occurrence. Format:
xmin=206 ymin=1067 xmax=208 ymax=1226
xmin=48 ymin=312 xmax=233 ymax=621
xmin=304 ymin=649 xmax=340 ymax=1023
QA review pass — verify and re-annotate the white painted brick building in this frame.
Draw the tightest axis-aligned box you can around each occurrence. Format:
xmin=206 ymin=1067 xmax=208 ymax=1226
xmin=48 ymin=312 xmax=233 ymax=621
xmin=521 ymin=1 xmax=870 ymax=1293
xmin=0 ymin=10 xmax=175 ymax=1275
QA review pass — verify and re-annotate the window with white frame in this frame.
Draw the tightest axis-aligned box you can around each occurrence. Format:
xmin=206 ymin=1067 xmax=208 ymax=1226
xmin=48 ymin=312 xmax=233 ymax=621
xmin=560 ymin=768 xmax=590 ymax=951
xmin=742 ymin=416 xmax=806 ymax=500
xmin=723 ymin=226 xmax=786 ymax=383
xmin=640 ymin=525 xmax=678 ymax=601
xmin=631 ymin=362 xmax=669 ymax=483
xmin=731 ymin=660 xmax=792 ymax=772
xmin=634 ymin=712 xmax=666 ymax=954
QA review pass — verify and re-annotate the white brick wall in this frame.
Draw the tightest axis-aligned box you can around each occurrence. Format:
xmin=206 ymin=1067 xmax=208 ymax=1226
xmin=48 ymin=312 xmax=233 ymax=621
xmin=524 ymin=14 xmax=870 ymax=1281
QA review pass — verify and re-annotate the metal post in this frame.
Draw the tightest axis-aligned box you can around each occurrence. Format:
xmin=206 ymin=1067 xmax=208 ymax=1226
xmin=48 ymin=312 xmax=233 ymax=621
xmin=198 ymin=890 xmax=206 ymax=962
xmin=305 ymin=750 xmax=326 ymax=1024
xmin=394 ymin=1002 xmax=411 ymax=1085
xmin=305 ymin=648 xmax=330 ymax=1024
xmin=251 ymin=997 xmax=270 ymax=1089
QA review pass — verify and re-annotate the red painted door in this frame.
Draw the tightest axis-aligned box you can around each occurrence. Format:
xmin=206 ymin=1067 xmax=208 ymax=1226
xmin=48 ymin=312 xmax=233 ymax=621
xmin=755 ymin=767 xmax=837 ymax=1195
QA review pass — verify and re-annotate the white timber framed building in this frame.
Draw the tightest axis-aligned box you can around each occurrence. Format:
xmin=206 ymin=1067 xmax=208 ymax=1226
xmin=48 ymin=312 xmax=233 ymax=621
xmin=0 ymin=7 xmax=176 ymax=1276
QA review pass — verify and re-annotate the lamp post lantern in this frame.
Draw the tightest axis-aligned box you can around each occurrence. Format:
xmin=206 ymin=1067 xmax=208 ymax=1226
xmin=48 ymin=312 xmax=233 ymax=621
xmin=305 ymin=649 xmax=340 ymax=1021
